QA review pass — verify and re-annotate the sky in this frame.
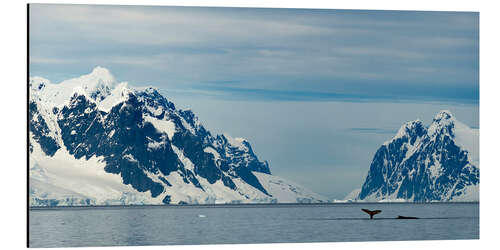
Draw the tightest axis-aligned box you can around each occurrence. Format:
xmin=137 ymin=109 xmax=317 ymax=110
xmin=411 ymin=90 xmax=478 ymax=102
xmin=29 ymin=4 xmax=479 ymax=199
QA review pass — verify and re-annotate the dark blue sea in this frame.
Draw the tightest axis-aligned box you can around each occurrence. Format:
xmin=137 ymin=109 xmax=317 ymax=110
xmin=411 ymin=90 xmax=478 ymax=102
xmin=29 ymin=202 xmax=479 ymax=248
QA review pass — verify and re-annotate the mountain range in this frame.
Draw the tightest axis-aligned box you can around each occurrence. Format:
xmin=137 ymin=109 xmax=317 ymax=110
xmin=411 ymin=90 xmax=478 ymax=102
xmin=29 ymin=67 xmax=327 ymax=206
xmin=29 ymin=67 xmax=479 ymax=205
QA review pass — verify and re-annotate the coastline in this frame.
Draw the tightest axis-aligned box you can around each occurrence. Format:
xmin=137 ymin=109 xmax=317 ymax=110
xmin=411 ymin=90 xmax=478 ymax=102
xmin=29 ymin=201 xmax=480 ymax=210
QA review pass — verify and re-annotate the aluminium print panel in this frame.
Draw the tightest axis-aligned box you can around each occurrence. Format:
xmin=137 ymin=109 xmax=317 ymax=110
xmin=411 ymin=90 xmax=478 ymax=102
xmin=28 ymin=4 xmax=479 ymax=248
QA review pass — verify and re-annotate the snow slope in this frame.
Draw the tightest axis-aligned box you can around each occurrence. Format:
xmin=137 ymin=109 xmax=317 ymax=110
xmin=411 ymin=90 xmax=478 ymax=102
xmin=29 ymin=135 xmax=157 ymax=206
xmin=253 ymin=172 xmax=328 ymax=203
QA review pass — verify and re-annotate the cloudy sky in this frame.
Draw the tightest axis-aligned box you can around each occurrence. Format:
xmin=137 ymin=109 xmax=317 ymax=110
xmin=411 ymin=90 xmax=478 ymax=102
xmin=29 ymin=4 xmax=479 ymax=199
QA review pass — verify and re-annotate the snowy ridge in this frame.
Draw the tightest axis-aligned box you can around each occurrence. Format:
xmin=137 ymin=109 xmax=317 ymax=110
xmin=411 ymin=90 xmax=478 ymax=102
xmin=341 ymin=188 xmax=361 ymax=202
xmin=253 ymin=172 xmax=328 ymax=203
xmin=29 ymin=67 xmax=325 ymax=206
xmin=385 ymin=119 xmax=424 ymax=145
xmin=96 ymin=82 xmax=132 ymax=112
xmin=354 ymin=110 xmax=479 ymax=202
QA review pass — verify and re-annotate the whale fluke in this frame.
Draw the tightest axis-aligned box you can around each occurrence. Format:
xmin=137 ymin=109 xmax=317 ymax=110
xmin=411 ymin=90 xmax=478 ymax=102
xmin=396 ymin=215 xmax=418 ymax=219
xmin=361 ymin=209 xmax=381 ymax=219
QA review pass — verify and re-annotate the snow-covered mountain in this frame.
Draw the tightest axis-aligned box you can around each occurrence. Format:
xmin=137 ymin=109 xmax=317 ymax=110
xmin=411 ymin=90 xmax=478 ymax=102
xmin=29 ymin=67 xmax=327 ymax=206
xmin=351 ymin=110 xmax=479 ymax=202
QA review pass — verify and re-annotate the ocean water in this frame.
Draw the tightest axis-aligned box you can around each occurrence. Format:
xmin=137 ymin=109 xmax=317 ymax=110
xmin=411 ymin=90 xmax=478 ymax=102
xmin=29 ymin=202 xmax=479 ymax=248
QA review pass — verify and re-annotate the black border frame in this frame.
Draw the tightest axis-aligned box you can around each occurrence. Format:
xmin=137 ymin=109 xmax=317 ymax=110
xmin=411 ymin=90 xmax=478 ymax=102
xmin=27 ymin=3 xmax=30 ymax=248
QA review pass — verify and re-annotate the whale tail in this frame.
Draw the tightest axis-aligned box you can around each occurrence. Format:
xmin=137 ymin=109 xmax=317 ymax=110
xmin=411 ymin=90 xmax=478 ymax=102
xmin=361 ymin=209 xmax=381 ymax=219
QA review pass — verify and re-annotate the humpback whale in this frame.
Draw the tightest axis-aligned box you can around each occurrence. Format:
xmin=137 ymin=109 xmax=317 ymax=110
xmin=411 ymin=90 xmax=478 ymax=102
xmin=361 ymin=209 xmax=381 ymax=219
xmin=396 ymin=215 xmax=419 ymax=219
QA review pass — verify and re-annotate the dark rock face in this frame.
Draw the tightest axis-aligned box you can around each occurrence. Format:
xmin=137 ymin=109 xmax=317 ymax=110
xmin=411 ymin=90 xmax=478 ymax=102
xmin=358 ymin=112 xmax=479 ymax=202
xmin=29 ymin=101 xmax=60 ymax=156
xmin=31 ymin=86 xmax=272 ymax=204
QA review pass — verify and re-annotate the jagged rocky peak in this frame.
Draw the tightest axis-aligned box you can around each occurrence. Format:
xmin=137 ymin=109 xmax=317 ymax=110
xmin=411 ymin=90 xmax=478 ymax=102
xmin=391 ymin=119 xmax=426 ymax=142
xmin=434 ymin=109 xmax=453 ymax=121
xmin=356 ymin=110 xmax=479 ymax=202
xmin=135 ymin=86 xmax=177 ymax=112
xmin=428 ymin=110 xmax=456 ymax=137
xmin=387 ymin=110 xmax=459 ymax=145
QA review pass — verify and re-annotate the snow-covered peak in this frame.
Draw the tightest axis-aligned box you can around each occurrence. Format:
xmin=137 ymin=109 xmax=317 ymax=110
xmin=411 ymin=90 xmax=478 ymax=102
xmin=384 ymin=119 xmax=425 ymax=145
xmin=29 ymin=67 xmax=126 ymax=108
xmin=433 ymin=110 xmax=454 ymax=122
xmin=428 ymin=110 xmax=456 ymax=137
xmin=421 ymin=110 xmax=478 ymax=166
xmin=90 ymin=66 xmax=114 ymax=81
xmin=358 ymin=110 xmax=479 ymax=202
xmin=395 ymin=120 xmax=424 ymax=138
xmin=58 ymin=66 xmax=116 ymax=92
xmin=59 ymin=66 xmax=117 ymax=100
xmin=66 ymin=66 xmax=116 ymax=87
